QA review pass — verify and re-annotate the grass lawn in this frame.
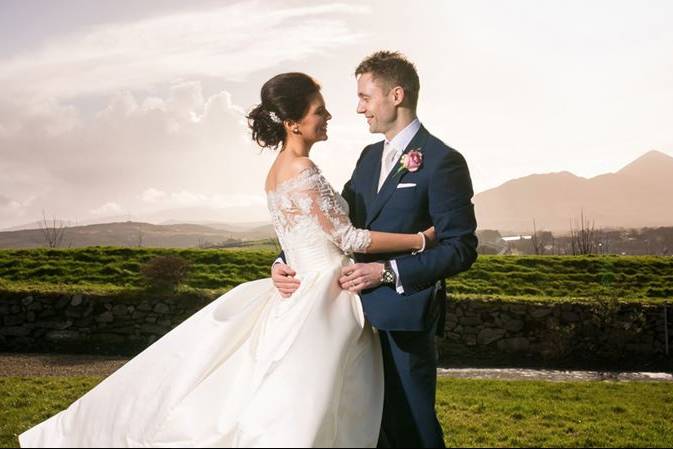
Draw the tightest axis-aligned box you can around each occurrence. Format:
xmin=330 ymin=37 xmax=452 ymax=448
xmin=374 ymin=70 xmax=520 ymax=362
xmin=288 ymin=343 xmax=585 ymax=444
xmin=1 ymin=376 xmax=671 ymax=448
xmin=2 ymin=249 xmax=673 ymax=302
xmin=436 ymin=378 xmax=673 ymax=447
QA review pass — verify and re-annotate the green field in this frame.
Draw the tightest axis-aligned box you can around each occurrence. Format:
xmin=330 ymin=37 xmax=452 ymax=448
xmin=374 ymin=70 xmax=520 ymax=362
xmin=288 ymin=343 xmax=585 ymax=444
xmin=2 ymin=376 xmax=671 ymax=448
xmin=1 ymin=248 xmax=672 ymax=301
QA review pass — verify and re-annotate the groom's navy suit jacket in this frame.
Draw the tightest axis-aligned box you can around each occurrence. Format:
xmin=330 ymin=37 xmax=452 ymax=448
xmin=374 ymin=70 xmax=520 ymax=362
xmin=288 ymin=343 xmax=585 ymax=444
xmin=278 ymin=125 xmax=478 ymax=337
xmin=277 ymin=125 xmax=477 ymax=447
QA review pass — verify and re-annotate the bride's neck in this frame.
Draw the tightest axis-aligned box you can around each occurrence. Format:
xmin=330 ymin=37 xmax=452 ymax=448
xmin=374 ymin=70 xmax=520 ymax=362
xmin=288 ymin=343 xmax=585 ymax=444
xmin=282 ymin=136 xmax=312 ymax=157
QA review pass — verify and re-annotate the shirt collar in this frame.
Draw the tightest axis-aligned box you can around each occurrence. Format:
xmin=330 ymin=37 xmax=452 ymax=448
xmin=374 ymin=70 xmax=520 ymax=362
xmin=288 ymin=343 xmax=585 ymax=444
xmin=384 ymin=118 xmax=422 ymax=153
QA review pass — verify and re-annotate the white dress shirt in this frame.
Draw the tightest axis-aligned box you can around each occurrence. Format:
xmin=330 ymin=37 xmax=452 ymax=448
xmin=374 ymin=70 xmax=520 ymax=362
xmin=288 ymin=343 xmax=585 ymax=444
xmin=376 ymin=119 xmax=421 ymax=294
xmin=274 ymin=119 xmax=423 ymax=295
xmin=378 ymin=119 xmax=422 ymax=193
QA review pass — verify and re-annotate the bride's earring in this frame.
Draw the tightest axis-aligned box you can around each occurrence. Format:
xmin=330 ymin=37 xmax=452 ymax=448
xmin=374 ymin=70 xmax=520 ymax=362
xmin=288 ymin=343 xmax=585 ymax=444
xmin=293 ymin=127 xmax=299 ymax=134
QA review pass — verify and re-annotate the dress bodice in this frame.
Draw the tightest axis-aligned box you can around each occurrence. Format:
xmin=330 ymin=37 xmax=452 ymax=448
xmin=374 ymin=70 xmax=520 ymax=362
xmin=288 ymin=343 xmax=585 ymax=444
xmin=266 ymin=164 xmax=371 ymax=273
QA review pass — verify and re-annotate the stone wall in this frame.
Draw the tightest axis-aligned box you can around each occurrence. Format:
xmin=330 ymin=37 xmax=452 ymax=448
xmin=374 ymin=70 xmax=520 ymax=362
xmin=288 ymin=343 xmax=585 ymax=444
xmin=0 ymin=291 xmax=211 ymax=355
xmin=1 ymin=290 xmax=671 ymax=364
xmin=441 ymin=298 xmax=671 ymax=364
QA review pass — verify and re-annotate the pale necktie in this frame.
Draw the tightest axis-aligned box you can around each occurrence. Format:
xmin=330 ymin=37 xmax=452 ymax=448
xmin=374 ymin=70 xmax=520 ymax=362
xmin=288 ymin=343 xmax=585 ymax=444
xmin=378 ymin=142 xmax=402 ymax=192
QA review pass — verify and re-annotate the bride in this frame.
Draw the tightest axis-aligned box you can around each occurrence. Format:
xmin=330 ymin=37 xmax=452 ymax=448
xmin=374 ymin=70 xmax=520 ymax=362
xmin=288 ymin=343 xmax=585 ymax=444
xmin=18 ymin=72 xmax=435 ymax=448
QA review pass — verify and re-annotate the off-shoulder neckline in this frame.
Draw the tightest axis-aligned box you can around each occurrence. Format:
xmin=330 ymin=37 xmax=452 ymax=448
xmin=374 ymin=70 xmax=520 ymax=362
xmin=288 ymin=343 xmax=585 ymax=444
xmin=265 ymin=164 xmax=321 ymax=196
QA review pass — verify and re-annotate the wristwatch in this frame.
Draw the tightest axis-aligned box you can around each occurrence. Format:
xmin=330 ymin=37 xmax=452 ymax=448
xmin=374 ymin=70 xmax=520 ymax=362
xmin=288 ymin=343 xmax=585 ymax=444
xmin=381 ymin=261 xmax=397 ymax=285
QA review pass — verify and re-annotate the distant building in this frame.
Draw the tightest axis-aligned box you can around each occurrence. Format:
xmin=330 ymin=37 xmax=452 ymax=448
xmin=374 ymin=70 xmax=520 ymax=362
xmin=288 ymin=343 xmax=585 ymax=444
xmin=500 ymin=235 xmax=533 ymax=255
xmin=501 ymin=235 xmax=532 ymax=242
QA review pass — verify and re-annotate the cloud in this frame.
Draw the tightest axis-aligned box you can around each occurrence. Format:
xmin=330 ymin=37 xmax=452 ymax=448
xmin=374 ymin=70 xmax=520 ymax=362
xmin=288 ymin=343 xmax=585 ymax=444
xmin=140 ymin=188 xmax=167 ymax=204
xmin=0 ymin=96 xmax=82 ymax=139
xmin=0 ymin=79 xmax=278 ymax=228
xmin=1 ymin=81 xmax=246 ymax=177
xmin=140 ymin=187 xmax=265 ymax=209
xmin=0 ymin=194 xmax=36 ymax=223
xmin=90 ymin=202 xmax=124 ymax=217
xmin=1 ymin=2 xmax=369 ymax=101
xmin=0 ymin=2 xmax=375 ymax=228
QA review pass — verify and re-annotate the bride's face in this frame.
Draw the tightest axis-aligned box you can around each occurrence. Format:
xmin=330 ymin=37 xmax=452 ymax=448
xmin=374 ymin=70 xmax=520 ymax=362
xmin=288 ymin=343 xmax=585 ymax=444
xmin=297 ymin=93 xmax=332 ymax=144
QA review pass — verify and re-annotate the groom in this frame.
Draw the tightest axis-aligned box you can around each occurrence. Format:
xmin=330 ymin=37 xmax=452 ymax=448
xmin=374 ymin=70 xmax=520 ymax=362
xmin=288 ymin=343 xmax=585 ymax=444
xmin=272 ymin=51 xmax=478 ymax=448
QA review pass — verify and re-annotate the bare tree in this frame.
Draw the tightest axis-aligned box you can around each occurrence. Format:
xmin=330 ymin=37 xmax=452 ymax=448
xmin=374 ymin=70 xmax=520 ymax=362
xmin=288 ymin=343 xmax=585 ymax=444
xmin=570 ymin=210 xmax=599 ymax=255
xmin=136 ymin=223 xmax=144 ymax=247
xmin=39 ymin=210 xmax=68 ymax=248
xmin=530 ymin=219 xmax=556 ymax=255
xmin=531 ymin=219 xmax=546 ymax=255
xmin=596 ymin=230 xmax=610 ymax=255
xmin=197 ymin=237 xmax=212 ymax=249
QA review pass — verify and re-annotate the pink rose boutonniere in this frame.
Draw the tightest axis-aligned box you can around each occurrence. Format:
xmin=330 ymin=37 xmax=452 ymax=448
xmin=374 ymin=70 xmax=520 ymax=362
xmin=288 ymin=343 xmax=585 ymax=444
xmin=395 ymin=148 xmax=423 ymax=175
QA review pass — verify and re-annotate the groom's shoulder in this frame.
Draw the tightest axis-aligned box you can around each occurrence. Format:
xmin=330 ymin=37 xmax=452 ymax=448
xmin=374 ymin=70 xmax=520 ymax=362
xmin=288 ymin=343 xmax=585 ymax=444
xmin=356 ymin=141 xmax=382 ymax=162
xmin=362 ymin=141 xmax=382 ymax=154
xmin=424 ymin=131 xmax=465 ymax=163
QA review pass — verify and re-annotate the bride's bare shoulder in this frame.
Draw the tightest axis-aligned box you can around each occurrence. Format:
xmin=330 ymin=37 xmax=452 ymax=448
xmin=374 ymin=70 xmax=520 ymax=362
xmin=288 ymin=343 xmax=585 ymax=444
xmin=287 ymin=156 xmax=317 ymax=174
xmin=265 ymin=156 xmax=318 ymax=192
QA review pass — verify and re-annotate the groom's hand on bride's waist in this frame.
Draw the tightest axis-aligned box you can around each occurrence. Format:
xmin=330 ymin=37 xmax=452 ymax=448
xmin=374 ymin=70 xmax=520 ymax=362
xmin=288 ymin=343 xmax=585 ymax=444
xmin=339 ymin=263 xmax=384 ymax=294
xmin=272 ymin=263 xmax=300 ymax=298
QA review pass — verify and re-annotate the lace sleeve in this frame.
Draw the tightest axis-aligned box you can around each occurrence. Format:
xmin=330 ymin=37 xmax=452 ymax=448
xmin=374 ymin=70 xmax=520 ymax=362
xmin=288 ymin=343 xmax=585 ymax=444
xmin=288 ymin=166 xmax=371 ymax=255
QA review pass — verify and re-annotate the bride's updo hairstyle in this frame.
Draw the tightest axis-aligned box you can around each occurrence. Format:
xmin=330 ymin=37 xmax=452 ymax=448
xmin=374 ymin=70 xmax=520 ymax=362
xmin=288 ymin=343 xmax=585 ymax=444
xmin=247 ymin=72 xmax=321 ymax=150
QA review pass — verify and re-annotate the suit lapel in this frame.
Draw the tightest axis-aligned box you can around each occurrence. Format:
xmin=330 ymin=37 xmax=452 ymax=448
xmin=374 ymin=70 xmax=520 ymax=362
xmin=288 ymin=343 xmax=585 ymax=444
xmin=365 ymin=125 xmax=430 ymax=227
xmin=365 ymin=141 xmax=384 ymax=210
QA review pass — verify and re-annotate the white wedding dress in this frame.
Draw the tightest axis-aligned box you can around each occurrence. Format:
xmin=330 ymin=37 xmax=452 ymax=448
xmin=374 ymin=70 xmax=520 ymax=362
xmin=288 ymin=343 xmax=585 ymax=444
xmin=19 ymin=164 xmax=384 ymax=448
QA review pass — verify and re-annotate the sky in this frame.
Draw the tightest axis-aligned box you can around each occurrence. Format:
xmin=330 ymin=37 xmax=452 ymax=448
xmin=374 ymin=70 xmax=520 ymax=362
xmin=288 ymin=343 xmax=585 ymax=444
xmin=1 ymin=0 xmax=672 ymax=229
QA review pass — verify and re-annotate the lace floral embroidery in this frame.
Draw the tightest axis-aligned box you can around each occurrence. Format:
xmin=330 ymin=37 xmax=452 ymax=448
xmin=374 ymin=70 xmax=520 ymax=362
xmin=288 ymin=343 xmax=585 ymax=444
xmin=267 ymin=165 xmax=371 ymax=255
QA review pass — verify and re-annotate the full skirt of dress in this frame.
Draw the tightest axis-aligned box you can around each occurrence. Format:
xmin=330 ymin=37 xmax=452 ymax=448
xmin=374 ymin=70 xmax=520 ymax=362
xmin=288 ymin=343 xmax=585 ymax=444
xmin=19 ymin=258 xmax=384 ymax=448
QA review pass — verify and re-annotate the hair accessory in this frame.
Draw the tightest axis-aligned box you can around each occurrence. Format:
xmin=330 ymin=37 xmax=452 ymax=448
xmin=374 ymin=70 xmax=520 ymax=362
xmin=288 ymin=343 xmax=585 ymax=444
xmin=268 ymin=111 xmax=282 ymax=124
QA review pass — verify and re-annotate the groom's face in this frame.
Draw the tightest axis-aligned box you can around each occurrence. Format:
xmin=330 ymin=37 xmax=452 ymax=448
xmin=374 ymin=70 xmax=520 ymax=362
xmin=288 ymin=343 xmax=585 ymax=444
xmin=356 ymin=73 xmax=396 ymax=135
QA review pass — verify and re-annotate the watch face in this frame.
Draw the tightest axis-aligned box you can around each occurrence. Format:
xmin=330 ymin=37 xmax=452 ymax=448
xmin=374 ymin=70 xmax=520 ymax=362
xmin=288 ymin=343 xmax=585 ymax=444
xmin=383 ymin=270 xmax=395 ymax=284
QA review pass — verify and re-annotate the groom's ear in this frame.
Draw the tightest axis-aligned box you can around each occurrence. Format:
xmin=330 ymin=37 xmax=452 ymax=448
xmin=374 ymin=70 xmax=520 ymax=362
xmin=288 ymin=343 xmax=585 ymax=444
xmin=391 ymin=86 xmax=406 ymax=107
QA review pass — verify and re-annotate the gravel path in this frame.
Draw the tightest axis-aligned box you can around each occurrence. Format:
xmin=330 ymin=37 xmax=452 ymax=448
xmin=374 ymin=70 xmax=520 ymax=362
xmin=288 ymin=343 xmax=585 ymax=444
xmin=437 ymin=367 xmax=673 ymax=382
xmin=0 ymin=353 xmax=129 ymax=377
xmin=1 ymin=353 xmax=671 ymax=382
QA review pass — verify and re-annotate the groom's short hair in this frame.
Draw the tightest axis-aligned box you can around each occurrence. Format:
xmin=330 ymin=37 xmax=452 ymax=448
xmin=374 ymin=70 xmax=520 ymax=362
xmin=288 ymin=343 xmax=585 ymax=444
xmin=355 ymin=51 xmax=420 ymax=110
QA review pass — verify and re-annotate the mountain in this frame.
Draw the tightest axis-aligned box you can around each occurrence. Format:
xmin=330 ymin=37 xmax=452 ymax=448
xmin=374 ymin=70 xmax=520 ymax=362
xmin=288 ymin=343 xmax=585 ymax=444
xmin=1 ymin=206 xmax=273 ymax=233
xmin=2 ymin=219 xmax=78 ymax=232
xmin=0 ymin=221 xmax=276 ymax=249
xmin=140 ymin=206 xmax=271 ymax=227
xmin=5 ymin=150 xmax=671 ymax=241
xmin=473 ymin=150 xmax=673 ymax=234
xmin=157 ymin=220 xmax=272 ymax=233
